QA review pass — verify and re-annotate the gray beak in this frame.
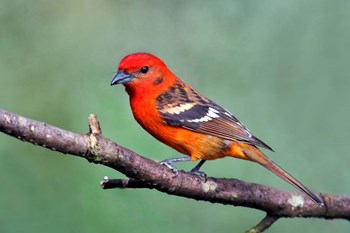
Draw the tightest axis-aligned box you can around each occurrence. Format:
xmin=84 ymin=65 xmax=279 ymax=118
xmin=111 ymin=70 xmax=135 ymax=85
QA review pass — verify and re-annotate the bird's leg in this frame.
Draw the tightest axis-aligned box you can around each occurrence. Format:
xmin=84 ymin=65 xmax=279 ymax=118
xmin=159 ymin=156 xmax=191 ymax=176
xmin=190 ymin=160 xmax=207 ymax=180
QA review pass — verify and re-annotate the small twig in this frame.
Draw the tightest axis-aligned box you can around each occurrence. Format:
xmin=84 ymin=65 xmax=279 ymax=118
xmin=100 ymin=177 xmax=152 ymax=189
xmin=89 ymin=114 xmax=101 ymax=135
xmin=246 ymin=215 xmax=279 ymax=233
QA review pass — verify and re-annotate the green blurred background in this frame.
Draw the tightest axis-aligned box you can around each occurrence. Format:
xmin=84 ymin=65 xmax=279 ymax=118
xmin=1 ymin=0 xmax=349 ymax=232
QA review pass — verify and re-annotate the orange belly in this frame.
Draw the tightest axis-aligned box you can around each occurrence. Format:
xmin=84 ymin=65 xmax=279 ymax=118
xmin=130 ymin=96 xmax=251 ymax=161
xmin=139 ymin=119 xmax=251 ymax=162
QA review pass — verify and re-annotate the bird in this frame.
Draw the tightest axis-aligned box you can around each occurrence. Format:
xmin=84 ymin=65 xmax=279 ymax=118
xmin=110 ymin=52 xmax=323 ymax=205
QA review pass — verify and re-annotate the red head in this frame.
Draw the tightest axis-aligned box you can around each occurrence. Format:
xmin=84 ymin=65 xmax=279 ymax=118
xmin=111 ymin=53 xmax=176 ymax=96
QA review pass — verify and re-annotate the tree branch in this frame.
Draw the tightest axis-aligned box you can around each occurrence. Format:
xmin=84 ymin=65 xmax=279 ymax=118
xmin=1 ymin=108 xmax=349 ymax=232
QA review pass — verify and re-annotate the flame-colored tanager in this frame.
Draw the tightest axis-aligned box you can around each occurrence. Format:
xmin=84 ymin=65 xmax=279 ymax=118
xmin=111 ymin=52 xmax=322 ymax=205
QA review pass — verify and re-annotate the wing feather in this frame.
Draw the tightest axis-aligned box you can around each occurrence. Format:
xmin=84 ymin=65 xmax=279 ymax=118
xmin=156 ymin=80 xmax=273 ymax=151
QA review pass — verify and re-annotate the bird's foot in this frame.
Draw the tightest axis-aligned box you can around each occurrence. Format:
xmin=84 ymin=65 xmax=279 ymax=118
xmin=159 ymin=157 xmax=191 ymax=177
xmin=189 ymin=160 xmax=207 ymax=181
xmin=159 ymin=160 xmax=179 ymax=176
xmin=189 ymin=169 xmax=207 ymax=181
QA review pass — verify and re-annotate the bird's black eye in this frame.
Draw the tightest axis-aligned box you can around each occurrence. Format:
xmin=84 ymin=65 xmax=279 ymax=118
xmin=140 ymin=66 xmax=149 ymax=74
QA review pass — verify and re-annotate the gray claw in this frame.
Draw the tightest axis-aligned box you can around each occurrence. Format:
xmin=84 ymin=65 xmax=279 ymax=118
xmin=159 ymin=161 xmax=179 ymax=176
xmin=190 ymin=170 xmax=207 ymax=181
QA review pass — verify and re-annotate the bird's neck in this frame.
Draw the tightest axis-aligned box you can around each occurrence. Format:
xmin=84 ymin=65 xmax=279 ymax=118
xmin=126 ymin=74 xmax=178 ymax=125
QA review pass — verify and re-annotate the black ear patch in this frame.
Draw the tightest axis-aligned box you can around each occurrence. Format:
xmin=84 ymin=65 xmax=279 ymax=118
xmin=153 ymin=75 xmax=163 ymax=85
